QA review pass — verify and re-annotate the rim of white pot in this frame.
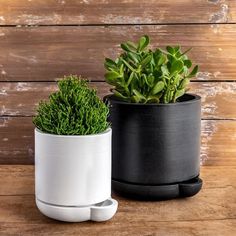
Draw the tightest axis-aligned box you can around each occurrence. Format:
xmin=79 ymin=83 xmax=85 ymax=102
xmin=35 ymin=127 xmax=111 ymax=138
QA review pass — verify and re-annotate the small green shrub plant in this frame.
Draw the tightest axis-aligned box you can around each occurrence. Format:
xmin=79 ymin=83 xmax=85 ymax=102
xmin=104 ymin=35 xmax=198 ymax=103
xmin=33 ymin=75 xmax=109 ymax=135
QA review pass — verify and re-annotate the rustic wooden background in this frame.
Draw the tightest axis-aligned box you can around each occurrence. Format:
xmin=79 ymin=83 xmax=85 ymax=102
xmin=0 ymin=0 xmax=235 ymax=165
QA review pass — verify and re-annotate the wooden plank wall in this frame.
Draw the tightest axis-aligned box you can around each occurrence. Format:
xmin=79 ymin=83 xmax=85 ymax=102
xmin=0 ymin=0 xmax=235 ymax=165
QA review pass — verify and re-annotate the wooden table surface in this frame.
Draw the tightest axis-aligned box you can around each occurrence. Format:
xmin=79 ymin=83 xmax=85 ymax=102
xmin=0 ymin=165 xmax=235 ymax=236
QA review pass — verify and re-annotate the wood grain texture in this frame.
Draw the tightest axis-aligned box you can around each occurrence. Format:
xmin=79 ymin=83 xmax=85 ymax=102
xmin=0 ymin=82 xmax=109 ymax=116
xmin=0 ymin=117 xmax=235 ymax=165
xmin=0 ymin=220 xmax=235 ymax=236
xmin=0 ymin=165 xmax=34 ymax=195
xmin=2 ymin=188 xmax=235 ymax=222
xmin=0 ymin=165 xmax=235 ymax=236
xmin=1 ymin=165 xmax=235 ymax=195
xmin=1 ymin=81 xmax=236 ymax=119
xmin=0 ymin=25 xmax=235 ymax=81
xmin=0 ymin=0 xmax=235 ymax=25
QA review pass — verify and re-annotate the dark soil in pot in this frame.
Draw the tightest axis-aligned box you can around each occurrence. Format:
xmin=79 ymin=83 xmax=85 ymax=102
xmin=104 ymin=93 xmax=202 ymax=200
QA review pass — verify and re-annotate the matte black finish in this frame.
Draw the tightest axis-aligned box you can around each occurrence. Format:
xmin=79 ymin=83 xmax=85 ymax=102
xmin=105 ymin=94 xmax=202 ymax=200
xmin=112 ymin=177 xmax=202 ymax=200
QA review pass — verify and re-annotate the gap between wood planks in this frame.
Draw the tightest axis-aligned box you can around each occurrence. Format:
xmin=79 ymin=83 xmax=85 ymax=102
xmin=0 ymin=22 xmax=236 ymax=27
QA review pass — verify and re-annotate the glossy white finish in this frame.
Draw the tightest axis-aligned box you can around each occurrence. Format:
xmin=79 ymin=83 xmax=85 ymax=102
xmin=35 ymin=128 xmax=117 ymax=222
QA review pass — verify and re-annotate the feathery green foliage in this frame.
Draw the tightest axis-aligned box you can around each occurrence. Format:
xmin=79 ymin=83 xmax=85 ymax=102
xmin=33 ymin=75 xmax=109 ymax=135
xmin=104 ymin=35 xmax=198 ymax=103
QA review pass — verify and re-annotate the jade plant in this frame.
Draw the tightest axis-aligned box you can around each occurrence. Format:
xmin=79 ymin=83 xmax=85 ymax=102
xmin=33 ymin=75 xmax=109 ymax=135
xmin=104 ymin=35 xmax=198 ymax=103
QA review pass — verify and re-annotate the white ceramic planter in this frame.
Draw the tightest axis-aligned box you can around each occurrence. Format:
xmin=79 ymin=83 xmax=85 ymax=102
xmin=35 ymin=128 xmax=117 ymax=222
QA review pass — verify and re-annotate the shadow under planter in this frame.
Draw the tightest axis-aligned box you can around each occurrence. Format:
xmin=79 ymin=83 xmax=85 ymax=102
xmin=105 ymin=94 xmax=202 ymax=200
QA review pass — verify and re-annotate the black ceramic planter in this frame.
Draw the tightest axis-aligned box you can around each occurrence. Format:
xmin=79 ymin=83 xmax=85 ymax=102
xmin=104 ymin=94 xmax=202 ymax=200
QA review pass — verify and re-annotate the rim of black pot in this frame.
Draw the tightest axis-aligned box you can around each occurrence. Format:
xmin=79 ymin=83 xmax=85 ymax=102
xmin=104 ymin=93 xmax=201 ymax=106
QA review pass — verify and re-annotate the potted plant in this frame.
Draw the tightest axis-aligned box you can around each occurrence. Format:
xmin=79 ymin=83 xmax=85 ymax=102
xmin=104 ymin=35 xmax=202 ymax=200
xmin=33 ymin=75 xmax=118 ymax=222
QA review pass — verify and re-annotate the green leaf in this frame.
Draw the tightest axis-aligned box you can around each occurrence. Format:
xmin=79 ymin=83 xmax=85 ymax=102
xmin=104 ymin=58 xmax=117 ymax=70
xmin=113 ymin=89 xmax=129 ymax=101
xmin=174 ymin=89 xmax=185 ymax=100
xmin=105 ymin=71 xmax=121 ymax=85
xmin=170 ymin=60 xmax=184 ymax=75
xmin=126 ymin=41 xmax=138 ymax=51
xmin=147 ymin=74 xmax=155 ymax=86
xmin=172 ymin=75 xmax=180 ymax=86
xmin=174 ymin=46 xmax=180 ymax=53
xmin=105 ymin=71 xmax=121 ymax=80
xmin=132 ymin=89 xmax=146 ymax=101
xmin=146 ymin=96 xmax=159 ymax=103
xmin=127 ymin=71 xmax=135 ymax=87
xmin=140 ymin=54 xmax=152 ymax=67
xmin=153 ymin=49 xmax=161 ymax=64
xmin=182 ymin=66 xmax=189 ymax=76
xmin=127 ymin=52 xmax=139 ymax=63
xmin=187 ymin=65 xmax=198 ymax=78
xmin=184 ymin=60 xmax=192 ymax=68
xmin=119 ymin=64 xmax=124 ymax=75
xmin=121 ymin=58 xmax=136 ymax=72
xmin=179 ymin=78 xmax=190 ymax=89
xmin=157 ymin=54 xmax=166 ymax=66
xmin=161 ymin=65 xmax=169 ymax=76
xmin=166 ymin=46 xmax=175 ymax=54
xmin=121 ymin=43 xmax=136 ymax=53
xmin=181 ymin=54 xmax=188 ymax=60
xmin=142 ymin=74 xmax=149 ymax=86
xmin=131 ymin=95 xmax=140 ymax=103
xmin=138 ymin=35 xmax=150 ymax=52
xmin=151 ymin=81 xmax=165 ymax=95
